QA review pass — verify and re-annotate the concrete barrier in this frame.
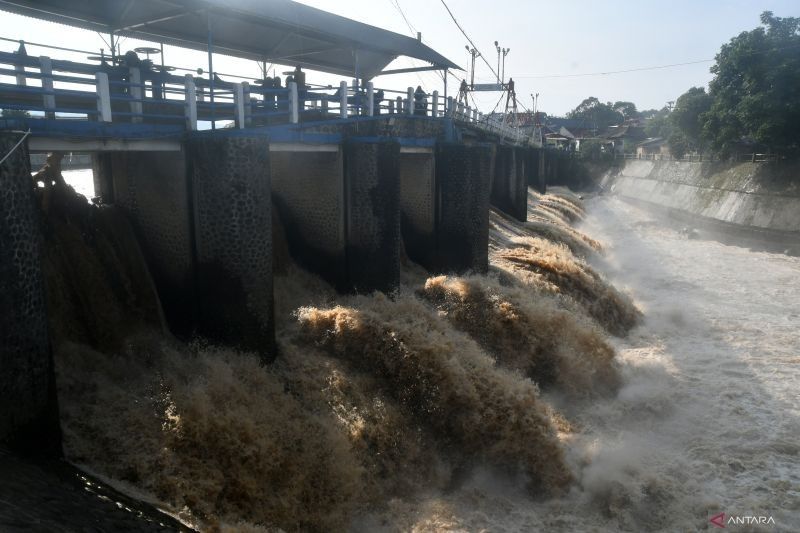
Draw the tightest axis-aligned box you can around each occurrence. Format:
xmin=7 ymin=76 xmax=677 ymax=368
xmin=188 ymin=136 xmax=274 ymax=360
xmin=0 ymin=132 xmax=60 ymax=452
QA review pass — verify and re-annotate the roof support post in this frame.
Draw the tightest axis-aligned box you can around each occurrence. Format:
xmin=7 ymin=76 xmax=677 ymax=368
xmin=339 ymin=81 xmax=348 ymax=118
xmin=14 ymin=42 xmax=26 ymax=86
xmin=234 ymin=82 xmax=245 ymax=129
xmin=207 ymin=10 xmax=215 ymax=129
xmin=366 ymin=81 xmax=374 ymax=117
xmin=443 ymin=68 xmax=448 ymax=101
xmin=184 ymin=74 xmax=197 ymax=130
xmin=242 ymin=81 xmax=251 ymax=127
xmin=353 ymin=48 xmax=360 ymax=115
xmin=432 ymin=90 xmax=439 ymax=117
xmin=95 ymin=72 xmax=112 ymax=122
xmin=39 ymin=56 xmax=54 ymax=119
xmin=396 ymin=96 xmax=402 ymax=114
xmin=447 ymin=96 xmax=454 ymax=117
xmin=406 ymin=87 xmax=413 ymax=115
xmin=288 ymin=81 xmax=299 ymax=123
xmin=128 ymin=66 xmax=143 ymax=123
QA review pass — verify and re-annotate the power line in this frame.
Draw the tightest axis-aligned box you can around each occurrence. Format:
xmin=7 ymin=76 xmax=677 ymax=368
xmin=385 ymin=0 xmax=444 ymax=87
xmin=514 ymin=59 xmax=714 ymax=79
xmin=390 ymin=0 xmax=416 ymax=35
xmin=438 ymin=0 xmax=499 ymax=81
xmin=514 ymin=42 xmax=800 ymax=80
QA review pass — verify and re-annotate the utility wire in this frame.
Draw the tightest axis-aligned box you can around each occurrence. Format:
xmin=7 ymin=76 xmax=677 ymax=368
xmin=515 ymin=42 xmax=800 ymax=79
xmin=386 ymin=0 xmax=444 ymax=86
xmin=515 ymin=59 xmax=714 ymax=79
xmin=438 ymin=0 xmax=500 ymax=81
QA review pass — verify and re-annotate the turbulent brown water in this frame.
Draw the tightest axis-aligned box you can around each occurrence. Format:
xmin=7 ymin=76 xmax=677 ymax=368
xmin=53 ymin=175 xmax=800 ymax=531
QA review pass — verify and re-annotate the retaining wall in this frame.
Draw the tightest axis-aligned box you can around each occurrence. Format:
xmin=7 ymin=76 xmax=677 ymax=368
xmin=606 ymin=159 xmax=800 ymax=250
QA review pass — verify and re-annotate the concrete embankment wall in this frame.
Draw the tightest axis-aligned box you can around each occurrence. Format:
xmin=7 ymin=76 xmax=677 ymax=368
xmin=604 ymin=159 xmax=800 ymax=250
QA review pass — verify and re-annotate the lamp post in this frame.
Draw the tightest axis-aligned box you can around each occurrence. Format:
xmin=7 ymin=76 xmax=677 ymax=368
xmin=465 ymin=45 xmax=480 ymax=88
xmin=495 ymin=41 xmax=500 ymax=84
xmin=501 ymin=47 xmax=510 ymax=84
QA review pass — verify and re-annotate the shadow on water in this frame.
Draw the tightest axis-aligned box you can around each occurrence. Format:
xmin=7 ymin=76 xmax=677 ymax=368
xmin=0 ymin=447 xmax=190 ymax=532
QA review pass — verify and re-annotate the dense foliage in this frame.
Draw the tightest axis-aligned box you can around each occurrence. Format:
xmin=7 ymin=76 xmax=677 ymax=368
xmin=701 ymin=11 xmax=800 ymax=155
xmin=566 ymin=97 xmax=624 ymax=131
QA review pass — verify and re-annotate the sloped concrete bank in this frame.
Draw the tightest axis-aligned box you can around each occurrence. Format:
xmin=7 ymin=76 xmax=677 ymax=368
xmin=601 ymin=160 xmax=800 ymax=254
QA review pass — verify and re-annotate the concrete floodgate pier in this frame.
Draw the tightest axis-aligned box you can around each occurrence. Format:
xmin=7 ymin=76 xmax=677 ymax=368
xmin=0 ymin=132 xmax=60 ymax=453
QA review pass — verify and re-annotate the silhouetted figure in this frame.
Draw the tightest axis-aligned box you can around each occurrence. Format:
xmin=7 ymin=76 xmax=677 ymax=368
xmin=458 ymin=79 xmax=469 ymax=103
xmin=123 ymin=50 xmax=141 ymax=68
xmin=292 ymin=66 xmax=306 ymax=89
xmin=414 ymin=85 xmax=428 ymax=116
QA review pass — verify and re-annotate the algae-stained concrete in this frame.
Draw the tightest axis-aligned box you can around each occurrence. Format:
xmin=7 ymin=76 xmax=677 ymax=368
xmin=0 ymin=133 xmax=59 ymax=451
xmin=100 ymin=151 xmax=194 ymax=332
xmin=344 ymin=139 xmax=402 ymax=293
xmin=399 ymin=149 xmax=436 ymax=269
xmin=271 ymin=146 xmax=347 ymax=286
xmin=436 ymin=143 xmax=492 ymax=274
xmin=491 ymin=145 xmax=527 ymax=221
xmin=188 ymin=136 xmax=274 ymax=360
xmin=272 ymin=140 xmax=402 ymax=293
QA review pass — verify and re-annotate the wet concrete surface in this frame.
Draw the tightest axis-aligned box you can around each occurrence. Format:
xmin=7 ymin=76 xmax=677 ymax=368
xmin=0 ymin=447 xmax=190 ymax=532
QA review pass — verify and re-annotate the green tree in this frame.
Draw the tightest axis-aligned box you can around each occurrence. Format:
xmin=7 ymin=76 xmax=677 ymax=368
xmin=670 ymin=87 xmax=712 ymax=150
xmin=613 ymin=101 xmax=639 ymax=121
xmin=639 ymin=108 xmax=661 ymax=119
xmin=701 ymin=11 xmax=800 ymax=154
xmin=644 ymin=107 xmax=673 ymax=139
xmin=567 ymin=97 xmax=624 ymax=132
xmin=668 ymin=132 xmax=689 ymax=159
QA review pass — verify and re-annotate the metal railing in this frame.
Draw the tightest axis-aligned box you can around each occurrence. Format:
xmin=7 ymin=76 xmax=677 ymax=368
xmin=1 ymin=41 xmax=530 ymax=143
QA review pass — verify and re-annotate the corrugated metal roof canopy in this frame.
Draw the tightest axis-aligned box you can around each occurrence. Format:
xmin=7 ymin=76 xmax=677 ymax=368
xmin=0 ymin=0 xmax=461 ymax=79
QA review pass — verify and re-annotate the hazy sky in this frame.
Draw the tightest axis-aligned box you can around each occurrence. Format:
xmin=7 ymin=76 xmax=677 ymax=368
xmin=1 ymin=0 xmax=798 ymax=115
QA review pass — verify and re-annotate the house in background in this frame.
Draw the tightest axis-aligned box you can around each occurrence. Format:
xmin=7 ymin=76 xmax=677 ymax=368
xmin=636 ymin=137 xmax=669 ymax=158
xmin=603 ymin=124 xmax=647 ymax=153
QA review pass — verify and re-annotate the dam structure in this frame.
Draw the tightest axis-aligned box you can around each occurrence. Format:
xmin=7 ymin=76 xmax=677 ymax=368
xmin=0 ymin=0 xmax=554 ymax=454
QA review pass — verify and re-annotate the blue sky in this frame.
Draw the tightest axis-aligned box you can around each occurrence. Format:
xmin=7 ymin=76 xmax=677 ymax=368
xmin=1 ymin=0 xmax=798 ymax=115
